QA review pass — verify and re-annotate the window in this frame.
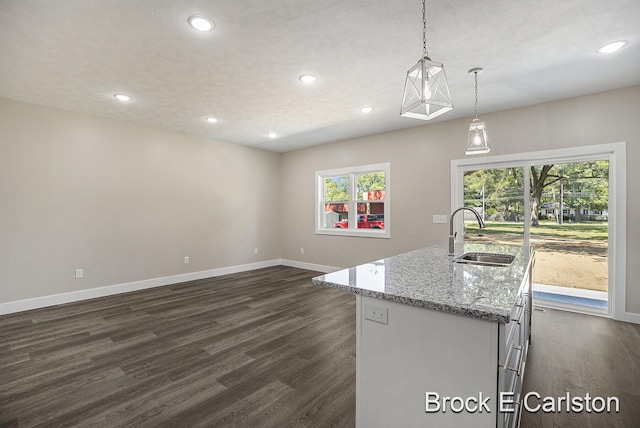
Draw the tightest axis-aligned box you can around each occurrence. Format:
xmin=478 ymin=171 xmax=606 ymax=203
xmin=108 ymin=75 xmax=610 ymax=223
xmin=316 ymin=163 xmax=390 ymax=238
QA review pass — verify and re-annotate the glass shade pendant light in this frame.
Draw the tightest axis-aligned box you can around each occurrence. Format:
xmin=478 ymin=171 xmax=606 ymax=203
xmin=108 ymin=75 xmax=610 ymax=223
xmin=400 ymin=0 xmax=453 ymax=120
xmin=465 ymin=67 xmax=490 ymax=155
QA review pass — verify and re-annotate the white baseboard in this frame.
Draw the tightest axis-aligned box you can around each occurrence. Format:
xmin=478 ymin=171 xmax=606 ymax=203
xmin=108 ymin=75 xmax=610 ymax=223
xmin=0 ymin=259 xmax=281 ymax=316
xmin=4 ymin=258 xmax=638 ymax=326
xmin=626 ymin=312 xmax=640 ymax=325
xmin=280 ymin=259 xmax=340 ymax=274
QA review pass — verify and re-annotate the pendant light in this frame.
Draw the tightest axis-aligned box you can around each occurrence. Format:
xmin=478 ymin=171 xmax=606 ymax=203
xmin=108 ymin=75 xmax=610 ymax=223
xmin=465 ymin=67 xmax=490 ymax=155
xmin=400 ymin=0 xmax=453 ymax=120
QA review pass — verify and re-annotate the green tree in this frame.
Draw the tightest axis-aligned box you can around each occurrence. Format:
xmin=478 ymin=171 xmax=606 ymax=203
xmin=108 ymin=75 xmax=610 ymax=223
xmin=464 ymin=168 xmax=523 ymax=221
xmin=530 ymin=165 xmax=559 ymax=226
xmin=357 ymin=172 xmax=385 ymax=199
xmin=465 ymin=161 xmax=608 ymax=226
xmin=546 ymin=161 xmax=609 ymax=222
xmin=324 ymin=176 xmax=349 ymax=202
xmin=531 ymin=161 xmax=609 ymax=225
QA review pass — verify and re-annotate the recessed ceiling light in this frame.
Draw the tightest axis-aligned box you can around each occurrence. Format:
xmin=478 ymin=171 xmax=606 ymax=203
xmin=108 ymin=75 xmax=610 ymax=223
xmin=205 ymin=116 xmax=218 ymax=123
xmin=360 ymin=107 xmax=374 ymax=114
xmin=267 ymin=132 xmax=277 ymax=139
xmin=188 ymin=15 xmax=214 ymax=32
xmin=299 ymin=74 xmax=317 ymax=84
xmin=114 ymin=94 xmax=130 ymax=102
xmin=597 ymin=40 xmax=627 ymax=54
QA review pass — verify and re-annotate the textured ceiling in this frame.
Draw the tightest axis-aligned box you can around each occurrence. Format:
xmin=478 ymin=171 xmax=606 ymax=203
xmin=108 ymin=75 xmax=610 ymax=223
xmin=1 ymin=0 xmax=639 ymax=152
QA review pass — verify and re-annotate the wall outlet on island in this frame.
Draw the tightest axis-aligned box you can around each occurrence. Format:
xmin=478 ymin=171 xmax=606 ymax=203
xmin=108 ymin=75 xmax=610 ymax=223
xmin=364 ymin=304 xmax=388 ymax=324
xmin=254 ymin=248 xmax=258 ymax=255
xmin=300 ymin=247 xmax=305 ymax=255
xmin=432 ymin=214 xmax=448 ymax=224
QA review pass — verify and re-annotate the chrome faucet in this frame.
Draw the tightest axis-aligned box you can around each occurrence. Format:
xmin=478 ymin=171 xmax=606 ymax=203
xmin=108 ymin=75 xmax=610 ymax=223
xmin=449 ymin=207 xmax=485 ymax=255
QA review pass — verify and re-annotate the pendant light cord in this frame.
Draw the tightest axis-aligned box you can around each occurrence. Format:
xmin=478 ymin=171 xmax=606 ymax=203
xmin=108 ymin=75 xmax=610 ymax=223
xmin=474 ymin=71 xmax=479 ymax=120
xmin=422 ymin=0 xmax=427 ymax=58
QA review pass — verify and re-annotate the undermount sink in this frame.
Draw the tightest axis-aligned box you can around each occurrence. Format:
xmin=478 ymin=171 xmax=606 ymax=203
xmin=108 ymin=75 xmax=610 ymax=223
xmin=452 ymin=252 xmax=515 ymax=267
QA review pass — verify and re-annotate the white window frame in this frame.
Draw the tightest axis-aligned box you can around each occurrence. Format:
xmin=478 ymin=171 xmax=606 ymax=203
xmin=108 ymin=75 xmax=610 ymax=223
xmin=315 ymin=162 xmax=390 ymax=238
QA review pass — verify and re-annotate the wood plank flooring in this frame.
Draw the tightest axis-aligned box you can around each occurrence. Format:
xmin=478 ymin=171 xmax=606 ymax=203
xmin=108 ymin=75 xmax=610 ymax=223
xmin=0 ymin=266 xmax=356 ymax=427
xmin=1 ymin=266 xmax=639 ymax=427
xmin=521 ymin=307 xmax=640 ymax=427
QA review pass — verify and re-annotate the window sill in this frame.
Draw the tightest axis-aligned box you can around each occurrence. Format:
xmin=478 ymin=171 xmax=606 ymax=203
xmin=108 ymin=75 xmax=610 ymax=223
xmin=315 ymin=228 xmax=390 ymax=239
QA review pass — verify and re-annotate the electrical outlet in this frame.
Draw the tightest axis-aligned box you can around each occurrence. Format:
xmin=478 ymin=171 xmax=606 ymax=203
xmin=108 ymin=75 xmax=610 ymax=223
xmin=184 ymin=256 xmax=189 ymax=264
xmin=254 ymin=248 xmax=259 ymax=255
xmin=75 ymin=269 xmax=83 ymax=279
xmin=364 ymin=304 xmax=388 ymax=324
xmin=433 ymin=214 xmax=448 ymax=224
xmin=300 ymin=247 xmax=305 ymax=255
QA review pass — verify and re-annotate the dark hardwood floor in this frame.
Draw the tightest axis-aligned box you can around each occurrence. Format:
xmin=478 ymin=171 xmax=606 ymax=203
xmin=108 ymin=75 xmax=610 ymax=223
xmin=521 ymin=306 xmax=640 ymax=427
xmin=1 ymin=266 xmax=639 ymax=427
xmin=0 ymin=266 xmax=356 ymax=428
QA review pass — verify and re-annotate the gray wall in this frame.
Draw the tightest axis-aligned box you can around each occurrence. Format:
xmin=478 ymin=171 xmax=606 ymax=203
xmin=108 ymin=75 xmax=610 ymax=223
xmin=280 ymin=85 xmax=640 ymax=314
xmin=1 ymin=86 xmax=638 ymax=315
xmin=0 ymin=98 xmax=282 ymax=303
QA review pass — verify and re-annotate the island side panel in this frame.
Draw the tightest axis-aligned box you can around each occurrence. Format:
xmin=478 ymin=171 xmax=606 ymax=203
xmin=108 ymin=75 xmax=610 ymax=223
xmin=356 ymin=295 xmax=500 ymax=428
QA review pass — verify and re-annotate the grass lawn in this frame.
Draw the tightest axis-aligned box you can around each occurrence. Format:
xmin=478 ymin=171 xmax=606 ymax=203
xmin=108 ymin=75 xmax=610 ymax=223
xmin=464 ymin=221 xmax=608 ymax=241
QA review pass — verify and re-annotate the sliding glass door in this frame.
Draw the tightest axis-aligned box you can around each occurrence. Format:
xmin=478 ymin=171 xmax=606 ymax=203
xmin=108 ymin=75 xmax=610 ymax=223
xmin=528 ymin=161 xmax=609 ymax=310
xmin=455 ymin=151 xmax=617 ymax=316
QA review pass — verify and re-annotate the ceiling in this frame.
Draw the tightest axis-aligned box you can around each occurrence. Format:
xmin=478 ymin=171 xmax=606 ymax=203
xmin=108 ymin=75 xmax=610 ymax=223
xmin=1 ymin=0 xmax=639 ymax=153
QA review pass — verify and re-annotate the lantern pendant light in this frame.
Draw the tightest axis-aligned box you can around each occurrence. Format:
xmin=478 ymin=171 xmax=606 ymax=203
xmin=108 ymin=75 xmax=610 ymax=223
xmin=400 ymin=0 xmax=453 ymax=120
xmin=465 ymin=67 xmax=490 ymax=155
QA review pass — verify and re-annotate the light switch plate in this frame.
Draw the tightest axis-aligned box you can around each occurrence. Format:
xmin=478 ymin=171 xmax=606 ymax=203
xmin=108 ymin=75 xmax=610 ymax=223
xmin=364 ymin=304 xmax=388 ymax=324
xmin=433 ymin=214 xmax=448 ymax=224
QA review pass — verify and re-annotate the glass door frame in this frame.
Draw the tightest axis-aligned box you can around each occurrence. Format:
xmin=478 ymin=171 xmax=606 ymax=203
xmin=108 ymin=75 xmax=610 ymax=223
xmin=451 ymin=142 xmax=626 ymax=321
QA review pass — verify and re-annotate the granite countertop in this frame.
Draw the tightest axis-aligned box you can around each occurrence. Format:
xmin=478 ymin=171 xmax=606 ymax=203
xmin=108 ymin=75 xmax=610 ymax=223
xmin=312 ymin=243 xmax=532 ymax=323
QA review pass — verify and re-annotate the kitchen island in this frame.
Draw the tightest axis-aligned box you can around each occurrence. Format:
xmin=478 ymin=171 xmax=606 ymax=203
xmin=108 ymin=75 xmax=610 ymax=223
xmin=312 ymin=243 xmax=534 ymax=428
